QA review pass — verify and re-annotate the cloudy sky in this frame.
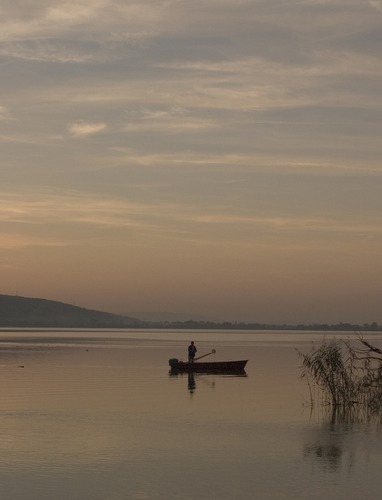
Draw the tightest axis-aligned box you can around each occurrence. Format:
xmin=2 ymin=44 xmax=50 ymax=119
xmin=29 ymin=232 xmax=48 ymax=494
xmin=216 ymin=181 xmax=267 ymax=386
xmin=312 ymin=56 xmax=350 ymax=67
xmin=1 ymin=0 xmax=382 ymax=324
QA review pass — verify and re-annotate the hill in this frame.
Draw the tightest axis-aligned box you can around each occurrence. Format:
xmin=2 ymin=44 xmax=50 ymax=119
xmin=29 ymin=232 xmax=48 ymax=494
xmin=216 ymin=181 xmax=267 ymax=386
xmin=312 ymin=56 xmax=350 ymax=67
xmin=0 ymin=294 xmax=141 ymax=328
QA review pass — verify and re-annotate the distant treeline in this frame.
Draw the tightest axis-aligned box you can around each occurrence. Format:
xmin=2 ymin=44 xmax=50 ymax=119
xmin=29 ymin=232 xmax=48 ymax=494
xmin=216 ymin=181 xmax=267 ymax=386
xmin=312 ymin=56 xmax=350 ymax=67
xmin=139 ymin=320 xmax=382 ymax=332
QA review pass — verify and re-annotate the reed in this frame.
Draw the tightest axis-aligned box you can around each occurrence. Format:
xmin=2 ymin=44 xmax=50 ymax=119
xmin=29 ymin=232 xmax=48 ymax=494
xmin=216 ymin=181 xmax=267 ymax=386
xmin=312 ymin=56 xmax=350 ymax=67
xmin=298 ymin=334 xmax=382 ymax=413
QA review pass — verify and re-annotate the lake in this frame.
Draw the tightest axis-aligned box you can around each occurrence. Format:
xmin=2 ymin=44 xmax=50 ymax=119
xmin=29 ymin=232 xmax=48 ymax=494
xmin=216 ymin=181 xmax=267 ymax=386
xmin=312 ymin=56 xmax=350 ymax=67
xmin=0 ymin=329 xmax=381 ymax=499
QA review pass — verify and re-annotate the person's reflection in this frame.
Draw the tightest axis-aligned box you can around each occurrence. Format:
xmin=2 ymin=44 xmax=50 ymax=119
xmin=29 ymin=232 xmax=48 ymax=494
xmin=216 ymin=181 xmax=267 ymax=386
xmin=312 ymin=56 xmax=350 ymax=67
xmin=188 ymin=372 xmax=196 ymax=394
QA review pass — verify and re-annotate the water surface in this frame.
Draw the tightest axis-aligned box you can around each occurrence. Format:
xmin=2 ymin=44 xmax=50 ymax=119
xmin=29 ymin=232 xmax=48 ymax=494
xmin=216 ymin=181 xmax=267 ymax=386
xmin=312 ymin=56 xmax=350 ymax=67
xmin=0 ymin=329 xmax=381 ymax=499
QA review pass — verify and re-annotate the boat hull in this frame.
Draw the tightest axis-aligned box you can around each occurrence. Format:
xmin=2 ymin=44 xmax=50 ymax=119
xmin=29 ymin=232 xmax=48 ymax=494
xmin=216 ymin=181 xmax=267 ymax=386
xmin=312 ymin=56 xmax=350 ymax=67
xmin=169 ymin=359 xmax=248 ymax=373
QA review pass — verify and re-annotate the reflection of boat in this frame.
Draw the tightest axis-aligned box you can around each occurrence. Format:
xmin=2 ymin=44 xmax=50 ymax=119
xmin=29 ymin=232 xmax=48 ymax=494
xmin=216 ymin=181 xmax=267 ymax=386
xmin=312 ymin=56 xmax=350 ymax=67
xmin=169 ymin=358 xmax=248 ymax=374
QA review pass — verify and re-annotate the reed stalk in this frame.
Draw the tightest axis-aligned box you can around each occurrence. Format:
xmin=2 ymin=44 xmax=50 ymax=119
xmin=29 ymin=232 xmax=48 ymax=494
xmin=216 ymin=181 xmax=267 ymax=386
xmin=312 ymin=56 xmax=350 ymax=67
xmin=298 ymin=334 xmax=382 ymax=414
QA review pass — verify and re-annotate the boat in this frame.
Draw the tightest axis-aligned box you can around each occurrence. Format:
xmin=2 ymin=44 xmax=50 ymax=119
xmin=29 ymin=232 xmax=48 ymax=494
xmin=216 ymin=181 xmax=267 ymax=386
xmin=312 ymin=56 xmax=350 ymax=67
xmin=169 ymin=358 xmax=248 ymax=374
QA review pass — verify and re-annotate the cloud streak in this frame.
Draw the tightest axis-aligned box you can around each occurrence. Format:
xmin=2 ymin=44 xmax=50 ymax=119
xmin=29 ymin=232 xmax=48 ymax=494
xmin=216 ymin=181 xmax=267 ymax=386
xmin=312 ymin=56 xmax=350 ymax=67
xmin=0 ymin=189 xmax=380 ymax=242
xmin=68 ymin=121 xmax=107 ymax=137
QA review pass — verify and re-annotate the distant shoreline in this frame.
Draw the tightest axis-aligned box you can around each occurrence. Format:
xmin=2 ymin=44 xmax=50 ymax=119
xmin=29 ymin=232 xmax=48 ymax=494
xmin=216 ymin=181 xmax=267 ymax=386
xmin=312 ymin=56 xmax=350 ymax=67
xmin=0 ymin=321 xmax=380 ymax=332
xmin=0 ymin=294 xmax=380 ymax=331
xmin=127 ymin=320 xmax=382 ymax=332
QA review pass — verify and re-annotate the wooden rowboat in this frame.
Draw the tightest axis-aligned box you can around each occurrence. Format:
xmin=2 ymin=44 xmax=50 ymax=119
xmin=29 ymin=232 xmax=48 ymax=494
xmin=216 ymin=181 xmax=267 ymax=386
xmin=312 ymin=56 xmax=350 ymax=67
xmin=169 ymin=358 xmax=248 ymax=374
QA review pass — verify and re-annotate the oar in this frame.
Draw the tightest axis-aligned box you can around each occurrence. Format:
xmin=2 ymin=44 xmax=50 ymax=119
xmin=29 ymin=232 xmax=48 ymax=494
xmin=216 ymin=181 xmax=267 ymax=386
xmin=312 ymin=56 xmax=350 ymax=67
xmin=194 ymin=349 xmax=216 ymax=361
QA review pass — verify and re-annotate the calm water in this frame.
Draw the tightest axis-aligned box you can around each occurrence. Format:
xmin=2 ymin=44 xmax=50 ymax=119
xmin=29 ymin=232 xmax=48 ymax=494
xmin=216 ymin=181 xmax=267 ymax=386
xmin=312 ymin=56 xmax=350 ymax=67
xmin=0 ymin=329 xmax=381 ymax=499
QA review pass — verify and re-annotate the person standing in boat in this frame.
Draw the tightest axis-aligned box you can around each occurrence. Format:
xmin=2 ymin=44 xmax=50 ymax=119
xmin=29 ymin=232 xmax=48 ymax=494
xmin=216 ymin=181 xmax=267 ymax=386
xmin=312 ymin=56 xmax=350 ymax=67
xmin=188 ymin=341 xmax=197 ymax=362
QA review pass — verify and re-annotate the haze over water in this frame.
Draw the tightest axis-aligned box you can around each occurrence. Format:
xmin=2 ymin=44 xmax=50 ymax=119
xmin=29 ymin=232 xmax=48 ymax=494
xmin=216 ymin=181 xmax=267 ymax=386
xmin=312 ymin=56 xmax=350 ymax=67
xmin=1 ymin=328 xmax=381 ymax=499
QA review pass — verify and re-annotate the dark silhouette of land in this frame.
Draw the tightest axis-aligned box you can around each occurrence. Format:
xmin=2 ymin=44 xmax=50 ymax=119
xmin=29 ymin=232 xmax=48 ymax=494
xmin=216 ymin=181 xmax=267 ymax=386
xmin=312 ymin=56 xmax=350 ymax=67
xmin=0 ymin=294 xmax=380 ymax=331
xmin=141 ymin=319 xmax=381 ymax=331
xmin=0 ymin=294 xmax=141 ymax=328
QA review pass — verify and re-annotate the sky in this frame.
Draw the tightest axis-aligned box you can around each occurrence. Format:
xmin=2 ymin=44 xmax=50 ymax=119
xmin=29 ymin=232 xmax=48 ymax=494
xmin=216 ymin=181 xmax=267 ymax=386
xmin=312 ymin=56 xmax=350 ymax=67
xmin=1 ymin=0 xmax=382 ymax=324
